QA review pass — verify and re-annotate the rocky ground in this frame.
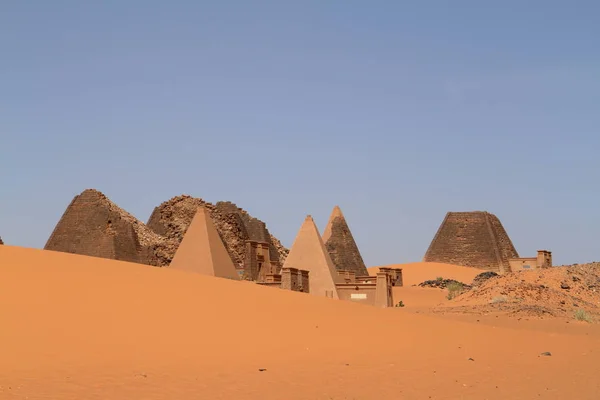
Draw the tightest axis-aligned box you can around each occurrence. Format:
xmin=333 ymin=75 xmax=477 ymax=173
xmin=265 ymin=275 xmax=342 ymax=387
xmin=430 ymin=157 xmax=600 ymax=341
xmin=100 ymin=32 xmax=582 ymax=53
xmin=418 ymin=278 xmax=472 ymax=290
xmin=434 ymin=263 xmax=600 ymax=320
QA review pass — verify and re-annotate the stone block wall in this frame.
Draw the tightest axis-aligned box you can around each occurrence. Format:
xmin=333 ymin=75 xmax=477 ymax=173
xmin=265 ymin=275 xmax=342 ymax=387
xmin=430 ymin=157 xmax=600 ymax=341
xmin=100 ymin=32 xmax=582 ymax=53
xmin=379 ymin=267 xmax=403 ymax=286
xmin=281 ymin=267 xmax=300 ymax=291
xmin=298 ymin=269 xmax=309 ymax=293
xmin=243 ymin=240 xmax=275 ymax=281
xmin=257 ymin=268 xmax=308 ymax=293
xmin=486 ymin=213 xmax=520 ymax=271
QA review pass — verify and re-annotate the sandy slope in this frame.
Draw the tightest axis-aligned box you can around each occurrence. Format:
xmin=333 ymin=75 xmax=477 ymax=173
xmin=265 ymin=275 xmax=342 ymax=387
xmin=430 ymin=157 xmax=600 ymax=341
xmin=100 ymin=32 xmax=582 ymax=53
xmin=369 ymin=261 xmax=484 ymax=286
xmin=369 ymin=262 xmax=485 ymax=310
xmin=1 ymin=246 xmax=599 ymax=399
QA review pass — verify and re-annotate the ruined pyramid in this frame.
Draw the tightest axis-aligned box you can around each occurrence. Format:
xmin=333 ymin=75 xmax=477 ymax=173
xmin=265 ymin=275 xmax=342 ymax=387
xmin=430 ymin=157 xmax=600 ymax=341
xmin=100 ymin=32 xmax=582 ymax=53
xmin=322 ymin=206 xmax=368 ymax=276
xmin=147 ymin=195 xmax=289 ymax=268
xmin=44 ymin=189 xmax=173 ymax=264
xmin=423 ymin=211 xmax=519 ymax=273
xmin=283 ymin=215 xmax=340 ymax=299
xmin=169 ymin=207 xmax=240 ymax=280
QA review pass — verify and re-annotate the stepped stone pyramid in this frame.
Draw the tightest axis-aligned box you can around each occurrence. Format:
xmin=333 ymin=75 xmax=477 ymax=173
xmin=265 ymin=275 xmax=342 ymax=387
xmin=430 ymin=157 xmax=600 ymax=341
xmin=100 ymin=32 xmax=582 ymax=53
xmin=322 ymin=206 xmax=368 ymax=276
xmin=283 ymin=215 xmax=340 ymax=298
xmin=169 ymin=207 xmax=240 ymax=279
xmin=44 ymin=189 xmax=168 ymax=264
xmin=423 ymin=211 xmax=519 ymax=273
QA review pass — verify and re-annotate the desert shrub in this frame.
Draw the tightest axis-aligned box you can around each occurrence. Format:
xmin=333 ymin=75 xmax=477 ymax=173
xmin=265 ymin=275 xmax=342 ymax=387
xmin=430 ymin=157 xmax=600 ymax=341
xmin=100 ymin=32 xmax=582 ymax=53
xmin=395 ymin=300 xmax=405 ymax=308
xmin=436 ymin=276 xmax=443 ymax=282
xmin=491 ymin=295 xmax=507 ymax=304
xmin=446 ymin=282 xmax=464 ymax=300
xmin=574 ymin=309 xmax=592 ymax=322
xmin=472 ymin=271 xmax=499 ymax=287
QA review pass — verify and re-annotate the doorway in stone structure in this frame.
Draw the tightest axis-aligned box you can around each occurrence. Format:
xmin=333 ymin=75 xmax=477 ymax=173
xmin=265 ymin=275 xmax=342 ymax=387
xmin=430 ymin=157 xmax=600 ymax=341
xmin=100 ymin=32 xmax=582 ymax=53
xmin=257 ymin=262 xmax=263 ymax=280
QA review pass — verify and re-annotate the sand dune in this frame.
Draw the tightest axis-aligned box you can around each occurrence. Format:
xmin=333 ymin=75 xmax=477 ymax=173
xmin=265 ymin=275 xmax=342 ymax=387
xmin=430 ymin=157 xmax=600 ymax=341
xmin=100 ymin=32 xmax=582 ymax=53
xmin=368 ymin=262 xmax=485 ymax=311
xmin=369 ymin=261 xmax=484 ymax=286
xmin=1 ymin=246 xmax=599 ymax=399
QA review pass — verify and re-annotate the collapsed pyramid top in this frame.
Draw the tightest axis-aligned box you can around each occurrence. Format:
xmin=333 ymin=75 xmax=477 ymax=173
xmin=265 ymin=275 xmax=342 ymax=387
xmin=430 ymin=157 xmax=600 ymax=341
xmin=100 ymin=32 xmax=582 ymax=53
xmin=322 ymin=205 xmax=368 ymax=276
xmin=423 ymin=211 xmax=519 ymax=273
xmin=44 ymin=189 xmax=168 ymax=264
xmin=283 ymin=215 xmax=340 ymax=298
xmin=169 ymin=207 xmax=240 ymax=280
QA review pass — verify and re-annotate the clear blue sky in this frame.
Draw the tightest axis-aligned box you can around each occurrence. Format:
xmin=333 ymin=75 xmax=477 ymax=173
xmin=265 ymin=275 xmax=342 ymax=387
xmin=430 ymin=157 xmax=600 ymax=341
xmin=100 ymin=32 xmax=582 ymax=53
xmin=1 ymin=1 xmax=599 ymax=266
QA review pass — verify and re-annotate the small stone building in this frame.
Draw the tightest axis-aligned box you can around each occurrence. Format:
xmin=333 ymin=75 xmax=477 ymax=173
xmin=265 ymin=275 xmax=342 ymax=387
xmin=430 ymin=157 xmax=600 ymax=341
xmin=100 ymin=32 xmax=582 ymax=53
xmin=240 ymin=240 xmax=280 ymax=281
xmin=257 ymin=267 xmax=310 ymax=293
xmin=334 ymin=270 xmax=397 ymax=308
xmin=508 ymin=250 xmax=552 ymax=272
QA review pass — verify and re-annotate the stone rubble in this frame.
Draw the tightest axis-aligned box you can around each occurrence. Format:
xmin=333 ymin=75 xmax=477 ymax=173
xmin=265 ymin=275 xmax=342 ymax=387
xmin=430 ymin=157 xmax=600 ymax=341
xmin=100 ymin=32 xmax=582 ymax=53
xmin=146 ymin=195 xmax=288 ymax=268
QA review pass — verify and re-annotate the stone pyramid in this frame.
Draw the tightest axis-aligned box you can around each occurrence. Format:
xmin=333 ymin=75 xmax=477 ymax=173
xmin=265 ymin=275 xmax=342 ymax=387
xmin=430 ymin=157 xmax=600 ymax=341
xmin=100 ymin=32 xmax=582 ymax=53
xmin=283 ymin=215 xmax=340 ymax=298
xmin=322 ymin=205 xmax=368 ymax=276
xmin=169 ymin=207 xmax=240 ymax=280
xmin=147 ymin=196 xmax=288 ymax=268
xmin=423 ymin=211 xmax=519 ymax=274
xmin=44 ymin=189 xmax=150 ymax=264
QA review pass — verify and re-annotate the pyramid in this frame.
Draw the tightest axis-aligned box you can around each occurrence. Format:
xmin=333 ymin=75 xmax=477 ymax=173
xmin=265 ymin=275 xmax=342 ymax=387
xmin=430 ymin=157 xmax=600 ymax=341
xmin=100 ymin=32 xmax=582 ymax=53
xmin=283 ymin=215 xmax=340 ymax=298
xmin=147 ymin=196 xmax=289 ymax=267
xmin=423 ymin=211 xmax=519 ymax=273
xmin=44 ymin=189 xmax=149 ymax=264
xmin=322 ymin=206 xmax=368 ymax=276
xmin=169 ymin=207 xmax=240 ymax=280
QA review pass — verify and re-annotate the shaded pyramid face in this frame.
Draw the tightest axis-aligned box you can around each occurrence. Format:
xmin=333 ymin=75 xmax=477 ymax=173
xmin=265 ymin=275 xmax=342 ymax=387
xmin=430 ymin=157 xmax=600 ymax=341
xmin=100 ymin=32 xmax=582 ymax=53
xmin=169 ymin=207 xmax=240 ymax=280
xmin=423 ymin=211 xmax=519 ymax=273
xmin=322 ymin=206 xmax=368 ymax=276
xmin=44 ymin=189 xmax=144 ymax=264
xmin=283 ymin=215 xmax=340 ymax=299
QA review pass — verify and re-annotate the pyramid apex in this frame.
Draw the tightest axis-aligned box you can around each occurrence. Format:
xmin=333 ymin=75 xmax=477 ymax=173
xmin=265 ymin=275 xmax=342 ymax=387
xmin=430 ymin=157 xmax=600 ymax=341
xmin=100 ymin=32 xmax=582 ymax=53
xmin=331 ymin=205 xmax=344 ymax=218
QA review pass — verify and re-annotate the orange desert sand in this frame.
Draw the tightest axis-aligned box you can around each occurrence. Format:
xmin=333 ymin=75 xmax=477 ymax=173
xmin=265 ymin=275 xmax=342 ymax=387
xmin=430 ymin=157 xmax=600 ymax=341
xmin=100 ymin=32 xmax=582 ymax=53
xmin=1 ymin=246 xmax=599 ymax=399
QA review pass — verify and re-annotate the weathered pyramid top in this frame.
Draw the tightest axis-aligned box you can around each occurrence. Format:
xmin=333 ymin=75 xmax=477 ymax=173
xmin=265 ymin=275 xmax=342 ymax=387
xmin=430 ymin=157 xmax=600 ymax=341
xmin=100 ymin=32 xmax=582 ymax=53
xmin=332 ymin=205 xmax=344 ymax=218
